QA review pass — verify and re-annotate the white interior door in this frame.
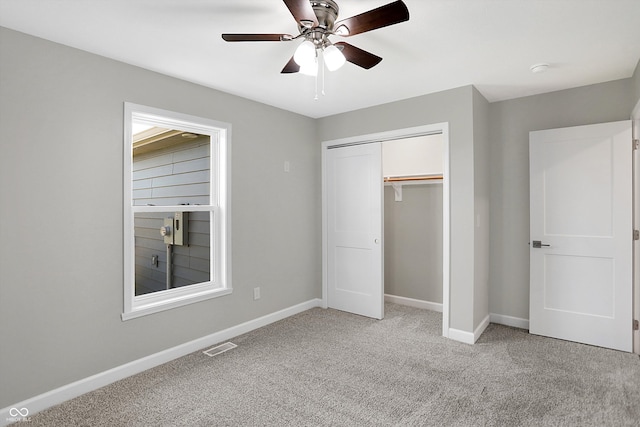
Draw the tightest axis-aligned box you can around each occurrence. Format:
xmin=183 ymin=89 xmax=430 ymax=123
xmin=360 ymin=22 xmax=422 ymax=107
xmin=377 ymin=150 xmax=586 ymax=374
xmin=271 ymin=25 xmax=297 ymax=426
xmin=326 ymin=143 xmax=383 ymax=319
xmin=529 ymin=120 xmax=632 ymax=352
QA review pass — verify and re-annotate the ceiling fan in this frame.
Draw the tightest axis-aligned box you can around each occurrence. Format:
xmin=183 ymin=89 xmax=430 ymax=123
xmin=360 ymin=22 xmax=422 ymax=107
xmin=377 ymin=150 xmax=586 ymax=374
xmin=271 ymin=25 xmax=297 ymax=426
xmin=221 ymin=0 xmax=410 ymax=75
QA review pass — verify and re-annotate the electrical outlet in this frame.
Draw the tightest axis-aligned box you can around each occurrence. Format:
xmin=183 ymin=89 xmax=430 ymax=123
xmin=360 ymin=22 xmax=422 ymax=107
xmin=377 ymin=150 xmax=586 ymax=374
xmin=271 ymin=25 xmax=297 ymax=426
xmin=253 ymin=287 xmax=261 ymax=300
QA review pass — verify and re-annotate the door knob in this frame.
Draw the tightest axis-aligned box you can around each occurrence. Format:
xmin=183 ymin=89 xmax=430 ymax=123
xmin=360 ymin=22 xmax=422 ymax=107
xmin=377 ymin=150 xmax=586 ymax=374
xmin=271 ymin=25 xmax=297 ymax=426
xmin=532 ymin=240 xmax=550 ymax=248
xmin=374 ymin=239 xmax=380 ymax=244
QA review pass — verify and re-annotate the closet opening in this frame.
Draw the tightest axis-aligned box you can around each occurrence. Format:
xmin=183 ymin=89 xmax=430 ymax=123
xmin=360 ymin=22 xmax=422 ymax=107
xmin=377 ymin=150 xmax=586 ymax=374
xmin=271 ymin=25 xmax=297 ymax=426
xmin=383 ymin=134 xmax=444 ymax=315
xmin=321 ymin=122 xmax=450 ymax=337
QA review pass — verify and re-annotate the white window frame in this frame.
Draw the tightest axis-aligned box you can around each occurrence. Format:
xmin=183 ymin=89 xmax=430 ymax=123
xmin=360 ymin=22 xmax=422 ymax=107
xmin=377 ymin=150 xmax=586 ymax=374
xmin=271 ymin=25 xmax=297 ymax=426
xmin=122 ymin=103 xmax=231 ymax=320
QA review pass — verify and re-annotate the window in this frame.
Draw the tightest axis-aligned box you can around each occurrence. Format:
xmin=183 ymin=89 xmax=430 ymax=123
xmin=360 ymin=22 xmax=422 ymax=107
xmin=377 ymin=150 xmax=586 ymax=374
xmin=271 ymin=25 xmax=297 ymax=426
xmin=122 ymin=103 xmax=231 ymax=320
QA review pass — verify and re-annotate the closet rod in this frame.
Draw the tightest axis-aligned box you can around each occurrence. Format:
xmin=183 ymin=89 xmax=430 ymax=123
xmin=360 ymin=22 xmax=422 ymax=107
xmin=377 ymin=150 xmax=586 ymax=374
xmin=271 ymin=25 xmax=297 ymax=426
xmin=384 ymin=175 xmax=443 ymax=182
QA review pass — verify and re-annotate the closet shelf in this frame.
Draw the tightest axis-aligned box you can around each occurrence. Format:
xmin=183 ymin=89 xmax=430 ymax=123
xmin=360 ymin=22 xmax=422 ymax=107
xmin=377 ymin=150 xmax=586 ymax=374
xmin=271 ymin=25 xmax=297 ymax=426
xmin=384 ymin=174 xmax=443 ymax=183
xmin=384 ymin=175 xmax=443 ymax=202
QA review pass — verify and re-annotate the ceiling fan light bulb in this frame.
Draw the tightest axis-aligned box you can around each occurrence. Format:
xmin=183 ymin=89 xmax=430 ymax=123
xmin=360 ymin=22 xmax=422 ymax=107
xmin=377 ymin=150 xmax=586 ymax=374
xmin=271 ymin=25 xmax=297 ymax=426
xmin=324 ymin=44 xmax=346 ymax=71
xmin=299 ymin=60 xmax=318 ymax=76
xmin=294 ymin=40 xmax=316 ymax=67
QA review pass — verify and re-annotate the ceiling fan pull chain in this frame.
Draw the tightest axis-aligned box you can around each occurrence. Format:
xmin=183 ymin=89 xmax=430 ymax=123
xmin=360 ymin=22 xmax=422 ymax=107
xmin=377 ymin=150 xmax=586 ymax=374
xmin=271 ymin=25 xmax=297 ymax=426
xmin=314 ymin=60 xmax=319 ymax=100
xmin=321 ymin=53 xmax=326 ymax=96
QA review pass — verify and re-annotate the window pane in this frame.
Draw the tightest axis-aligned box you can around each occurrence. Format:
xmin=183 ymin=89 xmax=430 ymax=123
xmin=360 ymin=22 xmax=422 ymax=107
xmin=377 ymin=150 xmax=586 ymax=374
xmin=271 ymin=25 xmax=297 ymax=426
xmin=132 ymin=124 xmax=210 ymax=207
xmin=134 ymin=211 xmax=211 ymax=296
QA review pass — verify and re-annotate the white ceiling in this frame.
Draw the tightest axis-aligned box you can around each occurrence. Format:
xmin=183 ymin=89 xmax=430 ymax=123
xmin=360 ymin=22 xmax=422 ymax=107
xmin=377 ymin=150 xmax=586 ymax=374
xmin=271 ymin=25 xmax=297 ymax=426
xmin=1 ymin=0 xmax=639 ymax=118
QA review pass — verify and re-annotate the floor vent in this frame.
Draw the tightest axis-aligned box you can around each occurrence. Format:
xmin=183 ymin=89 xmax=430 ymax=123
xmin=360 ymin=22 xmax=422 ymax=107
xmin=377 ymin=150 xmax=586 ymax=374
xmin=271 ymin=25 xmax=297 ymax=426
xmin=203 ymin=342 xmax=237 ymax=357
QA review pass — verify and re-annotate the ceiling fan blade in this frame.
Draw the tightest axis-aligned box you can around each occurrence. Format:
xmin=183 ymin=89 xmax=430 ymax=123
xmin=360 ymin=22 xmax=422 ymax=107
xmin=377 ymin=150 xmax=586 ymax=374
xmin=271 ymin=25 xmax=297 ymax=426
xmin=334 ymin=0 xmax=409 ymax=36
xmin=282 ymin=0 xmax=319 ymax=28
xmin=335 ymin=42 xmax=382 ymax=69
xmin=281 ymin=56 xmax=300 ymax=73
xmin=222 ymin=34 xmax=292 ymax=42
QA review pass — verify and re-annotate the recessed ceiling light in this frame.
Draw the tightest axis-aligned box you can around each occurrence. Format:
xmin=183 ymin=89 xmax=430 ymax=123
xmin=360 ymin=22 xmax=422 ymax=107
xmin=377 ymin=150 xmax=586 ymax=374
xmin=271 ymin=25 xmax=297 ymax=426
xmin=530 ymin=63 xmax=549 ymax=74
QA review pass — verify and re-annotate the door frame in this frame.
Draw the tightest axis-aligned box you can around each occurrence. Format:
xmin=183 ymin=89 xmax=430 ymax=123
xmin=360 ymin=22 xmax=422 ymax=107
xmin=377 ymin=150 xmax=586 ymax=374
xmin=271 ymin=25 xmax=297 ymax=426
xmin=633 ymin=100 xmax=640 ymax=354
xmin=321 ymin=122 xmax=451 ymax=337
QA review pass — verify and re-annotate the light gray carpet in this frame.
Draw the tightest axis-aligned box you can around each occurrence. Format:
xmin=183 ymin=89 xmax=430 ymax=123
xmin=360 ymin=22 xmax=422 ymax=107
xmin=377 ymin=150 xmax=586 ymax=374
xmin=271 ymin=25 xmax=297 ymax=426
xmin=24 ymin=304 xmax=640 ymax=426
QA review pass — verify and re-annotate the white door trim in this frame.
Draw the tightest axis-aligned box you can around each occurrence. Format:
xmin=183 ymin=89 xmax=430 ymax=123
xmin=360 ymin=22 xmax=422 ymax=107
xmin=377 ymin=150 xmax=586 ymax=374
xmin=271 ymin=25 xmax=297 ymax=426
xmin=321 ymin=123 xmax=451 ymax=338
xmin=632 ymin=100 xmax=640 ymax=354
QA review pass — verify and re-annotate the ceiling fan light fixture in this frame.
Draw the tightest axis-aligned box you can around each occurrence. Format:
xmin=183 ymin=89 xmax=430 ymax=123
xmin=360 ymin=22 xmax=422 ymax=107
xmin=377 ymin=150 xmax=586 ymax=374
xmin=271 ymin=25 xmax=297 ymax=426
xmin=293 ymin=40 xmax=316 ymax=67
xmin=323 ymin=44 xmax=346 ymax=71
xmin=299 ymin=59 xmax=319 ymax=76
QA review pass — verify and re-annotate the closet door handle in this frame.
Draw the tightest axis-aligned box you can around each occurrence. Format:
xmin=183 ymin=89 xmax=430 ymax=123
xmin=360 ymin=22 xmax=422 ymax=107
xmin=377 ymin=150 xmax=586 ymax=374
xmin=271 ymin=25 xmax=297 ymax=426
xmin=374 ymin=239 xmax=380 ymax=244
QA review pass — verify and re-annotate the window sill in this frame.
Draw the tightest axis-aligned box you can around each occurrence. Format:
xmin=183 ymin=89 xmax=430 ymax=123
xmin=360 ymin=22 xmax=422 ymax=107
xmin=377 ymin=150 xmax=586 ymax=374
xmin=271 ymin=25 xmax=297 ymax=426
xmin=121 ymin=287 xmax=232 ymax=321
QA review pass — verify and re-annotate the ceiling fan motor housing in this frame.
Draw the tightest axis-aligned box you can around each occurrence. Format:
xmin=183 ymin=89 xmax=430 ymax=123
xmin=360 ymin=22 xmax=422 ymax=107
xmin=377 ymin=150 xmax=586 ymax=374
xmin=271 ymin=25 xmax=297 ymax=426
xmin=307 ymin=0 xmax=339 ymax=31
xmin=297 ymin=0 xmax=339 ymax=48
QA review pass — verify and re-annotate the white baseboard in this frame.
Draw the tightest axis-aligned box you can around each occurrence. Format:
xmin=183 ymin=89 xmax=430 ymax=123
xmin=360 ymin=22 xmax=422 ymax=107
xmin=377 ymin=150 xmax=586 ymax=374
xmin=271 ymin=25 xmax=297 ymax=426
xmin=385 ymin=295 xmax=490 ymax=345
xmin=0 ymin=298 xmax=322 ymax=426
xmin=447 ymin=314 xmax=490 ymax=345
xmin=489 ymin=313 xmax=529 ymax=330
xmin=384 ymin=294 xmax=443 ymax=312
xmin=474 ymin=314 xmax=490 ymax=342
xmin=447 ymin=327 xmax=475 ymax=344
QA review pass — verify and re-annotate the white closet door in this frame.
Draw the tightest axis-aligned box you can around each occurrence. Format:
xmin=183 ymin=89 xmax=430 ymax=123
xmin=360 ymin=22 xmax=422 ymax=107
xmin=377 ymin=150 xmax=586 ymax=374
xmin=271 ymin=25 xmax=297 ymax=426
xmin=326 ymin=143 xmax=384 ymax=319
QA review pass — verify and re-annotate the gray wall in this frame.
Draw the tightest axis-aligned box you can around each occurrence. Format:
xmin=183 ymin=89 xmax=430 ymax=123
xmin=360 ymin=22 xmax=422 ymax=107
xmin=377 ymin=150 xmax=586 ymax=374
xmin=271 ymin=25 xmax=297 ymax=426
xmin=633 ymin=59 xmax=640 ymax=106
xmin=488 ymin=78 xmax=636 ymax=321
xmin=384 ymin=184 xmax=443 ymax=303
xmin=318 ymin=86 xmax=483 ymax=333
xmin=0 ymin=27 xmax=320 ymax=407
xmin=472 ymin=88 xmax=491 ymax=327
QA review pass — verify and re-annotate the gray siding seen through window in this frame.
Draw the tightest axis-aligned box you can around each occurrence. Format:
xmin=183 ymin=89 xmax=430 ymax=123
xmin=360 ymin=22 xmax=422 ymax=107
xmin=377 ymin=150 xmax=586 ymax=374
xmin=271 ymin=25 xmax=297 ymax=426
xmin=132 ymin=137 xmax=211 ymax=295
xmin=132 ymin=137 xmax=210 ymax=206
